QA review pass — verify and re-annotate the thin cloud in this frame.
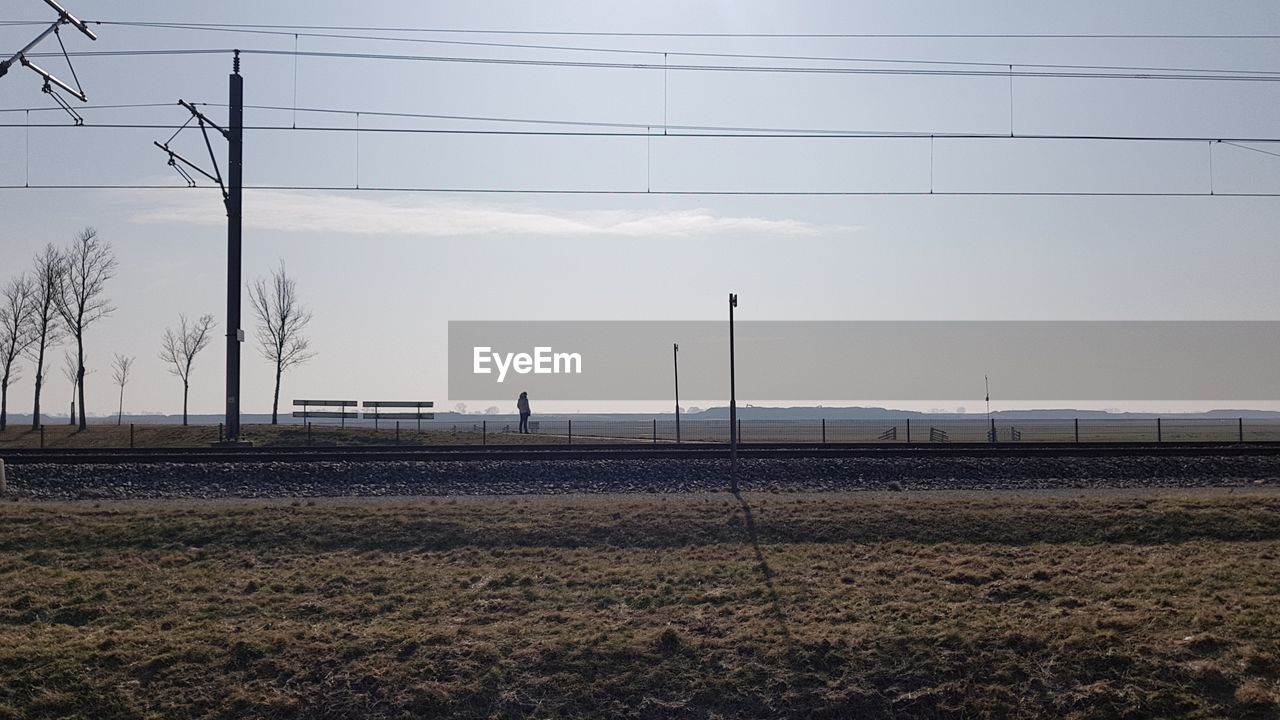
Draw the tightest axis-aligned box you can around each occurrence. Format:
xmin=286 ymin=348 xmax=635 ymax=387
xmin=126 ymin=190 xmax=852 ymax=238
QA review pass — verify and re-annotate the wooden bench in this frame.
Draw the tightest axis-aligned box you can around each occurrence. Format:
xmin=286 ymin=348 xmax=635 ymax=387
xmin=363 ymin=401 xmax=435 ymax=430
xmin=293 ymin=399 xmax=358 ymax=428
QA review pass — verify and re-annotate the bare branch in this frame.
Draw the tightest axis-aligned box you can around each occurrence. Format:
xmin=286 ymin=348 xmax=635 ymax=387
xmin=159 ymin=313 xmax=216 ymax=385
xmin=61 ymin=349 xmax=79 ymax=388
xmin=52 ymin=227 xmax=117 ymax=430
xmin=249 ymin=261 xmax=315 ymax=423
xmin=54 ymin=227 xmax=118 ymax=333
xmin=24 ymin=243 xmax=66 ymax=368
xmin=0 ymin=273 xmax=36 ymax=389
xmin=249 ymin=261 xmax=316 ymax=371
xmin=111 ymin=353 xmax=134 ymax=388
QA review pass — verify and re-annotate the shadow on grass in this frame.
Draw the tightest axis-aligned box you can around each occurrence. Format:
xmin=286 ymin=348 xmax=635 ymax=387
xmin=733 ymin=489 xmax=795 ymax=659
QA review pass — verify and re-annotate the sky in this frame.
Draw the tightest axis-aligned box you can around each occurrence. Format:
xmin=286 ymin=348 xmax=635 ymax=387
xmin=2 ymin=1 xmax=1280 ymax=418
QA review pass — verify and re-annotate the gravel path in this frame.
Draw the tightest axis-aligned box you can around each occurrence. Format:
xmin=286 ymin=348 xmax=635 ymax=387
xmin=6 ymin=455 xmax=1280 ymax=499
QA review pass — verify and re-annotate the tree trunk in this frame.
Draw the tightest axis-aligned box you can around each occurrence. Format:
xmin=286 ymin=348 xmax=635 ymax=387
xmin=1 ymin=364 xmax=10 ymax=431
xmin=117 ymin=384 xmax=123 ymax=426
xmin=69 ymin=394 xmax=75 ymax=426
xmin=0 ymin=371 xmax=8 ymax=432
xmin=32 ymin=347 xmax=45 ymax=430
xmin=271 ymin=364 xmax=282 ymax=425
xmin=76 ymin=340 xmax=87 ymax=431
xmin=182 ymin=381 xmax=189 ymax=426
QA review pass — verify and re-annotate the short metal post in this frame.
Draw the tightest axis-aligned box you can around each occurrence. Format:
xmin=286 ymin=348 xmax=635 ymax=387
xmin=1239 ymin=417 xmax=1244 ymax=443
xmin=1074 ymin=418 xmax=1079 ymax=443
xmin=482 ymin=420 xmax=487 ymax=446
xmin=417 ymin=405 xmax=422 ymax=433
xmin=737 ymin=418 xmax=742 ymax=444
xmin=568 ymin=419 xmax=572 ymax=444
xmin=822 ymin=418 xmax=826 ymax=444
xmin=130 ymin=423 xmax=135 ymax=449
xmin=906 ymin=418 xmax=911 ymax=443
xmin=653 ymin=418 xmax=657 ymax=443
xmin=1157 ymin=417 xmax=1162 ymax=443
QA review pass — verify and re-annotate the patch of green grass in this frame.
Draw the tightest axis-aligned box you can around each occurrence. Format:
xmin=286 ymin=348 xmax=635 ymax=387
xmin=1 ymin=490 xmax=1278 ymax=718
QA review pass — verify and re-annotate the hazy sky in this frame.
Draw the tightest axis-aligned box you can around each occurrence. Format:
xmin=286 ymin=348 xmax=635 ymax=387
xmin=3 ymin=1 xmax=1280 ymax=417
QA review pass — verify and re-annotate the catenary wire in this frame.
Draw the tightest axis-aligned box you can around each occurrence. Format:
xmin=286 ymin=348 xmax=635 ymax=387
xmin=14 ymin=47 xmax=1280 ymax=82
xmin=62 ymin=20 xmax=1280 ymax=77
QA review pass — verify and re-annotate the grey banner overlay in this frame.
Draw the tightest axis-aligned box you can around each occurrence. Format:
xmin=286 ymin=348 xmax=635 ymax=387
xmin=448 ymin=321 xmax=1280 ymax=401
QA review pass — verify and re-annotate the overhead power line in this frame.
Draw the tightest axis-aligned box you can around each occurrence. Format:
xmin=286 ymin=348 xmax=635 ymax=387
xmin=5 ymin=184 xmax=1280 ymax=197
xmin=9 ymin=116 xmax=1280 ymax=145
xmin=16 ymin=46 xmax=1280 ymax=82
xmin=36 ymin=21 xmax=1280 ymax=40
xmin=57 ymin=20 xmax=1280 ymax=78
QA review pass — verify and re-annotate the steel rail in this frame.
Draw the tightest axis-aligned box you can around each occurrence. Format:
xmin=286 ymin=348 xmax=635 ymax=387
xmin=3 ymin=441 xmax=1279 ymax=465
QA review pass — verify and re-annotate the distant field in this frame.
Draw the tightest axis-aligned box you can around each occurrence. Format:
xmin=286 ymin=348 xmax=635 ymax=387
xmin=1 ymin=489 xmax=1277 ymax=719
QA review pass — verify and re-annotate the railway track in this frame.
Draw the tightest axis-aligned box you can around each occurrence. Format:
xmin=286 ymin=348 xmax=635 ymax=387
xmin=4 ymin=441 xmax=1280 ymax=465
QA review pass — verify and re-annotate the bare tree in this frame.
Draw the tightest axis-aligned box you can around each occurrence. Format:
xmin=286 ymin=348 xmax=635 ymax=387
xmin=0 ymin=274 xmax=35 ymax=431
xmin=111 ymin=353 xmax=134 ymax=426
xmin=249 ymin=262 xmax=315 ymax=424
xmin=159 ymin=314 xmax=215 ymax=426
xmin=61 ymin=350 xmax=78 ymax=426
xmin=26 ymin=244 xmax=65 ymax=430
xmin=55 ymin=227 xmax=118 ymax=431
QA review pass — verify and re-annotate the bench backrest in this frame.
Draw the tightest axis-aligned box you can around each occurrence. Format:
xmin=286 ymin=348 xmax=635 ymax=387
xmin=293 ymin=399 xmax=358 ymax=419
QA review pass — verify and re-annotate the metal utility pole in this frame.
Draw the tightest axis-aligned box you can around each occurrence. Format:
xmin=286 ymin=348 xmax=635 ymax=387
xmin=673 ymin=342 xmax=680 ymax=443
xmin=226 ymin=53 xmax=244 ymax=443
xmin=986 ymin=374 xmax=995 ymax=443
xmin=728 ymin=293 xmax=739 ymax=491
xmin=152 ymin=51 xmax=246 ymax=444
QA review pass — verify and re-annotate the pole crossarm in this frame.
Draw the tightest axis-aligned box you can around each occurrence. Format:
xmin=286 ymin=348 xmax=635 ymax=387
xmin=152 ymin=99 xmax=231 ymax=202
xmin=178 ymin=100 xmax=228 ymax=138
xmin=1 ymin=1 xmax=96 ymax=101
xmin=152 ymin=141 xmax=226 ymax=197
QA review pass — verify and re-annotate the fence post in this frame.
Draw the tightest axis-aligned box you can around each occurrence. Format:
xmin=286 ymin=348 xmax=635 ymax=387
xmin=1157 ymin=417 xmax=1162 ymax=443
xmin=1239 ymin=417 xmax=1244 ymax=443
xmin=482 ymin=420 xmax=487 ymax=446
xmin=1074 ymin=418 xmax=1079 ymax=444
xmin=568 ymin=419 xmax=573 ymax=445
xmin=822 ymin=418 xmax=826 ymax=444
xmin=905 ymin=418 xmax=911 ymax=443
xmin=130 ymin=423 xmax=135 ymax=449
xmin=653 ymin=418 xmax=657 ymax=443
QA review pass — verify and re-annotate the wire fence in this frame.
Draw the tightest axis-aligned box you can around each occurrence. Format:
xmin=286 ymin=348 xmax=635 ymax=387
xmin=450 ymin=417 xmax=1279 ymax=444
xmin=4 ymin=417 xmax=1279 ymax=449
xmin=291 ymin=416 xmax=1278 ymax=446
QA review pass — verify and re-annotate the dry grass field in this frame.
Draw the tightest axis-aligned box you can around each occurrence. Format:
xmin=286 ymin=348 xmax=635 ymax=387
xmin=1 ymin=488 xmax=1278 ymax=719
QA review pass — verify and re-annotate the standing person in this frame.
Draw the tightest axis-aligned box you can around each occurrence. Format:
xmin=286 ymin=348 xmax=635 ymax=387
xmin=517 ymin=391 xmax=531 ymax=434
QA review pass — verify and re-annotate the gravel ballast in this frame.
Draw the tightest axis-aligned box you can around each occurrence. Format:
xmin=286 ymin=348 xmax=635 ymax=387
xmin=6 ymin=455 xmax=1280 ymax=499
